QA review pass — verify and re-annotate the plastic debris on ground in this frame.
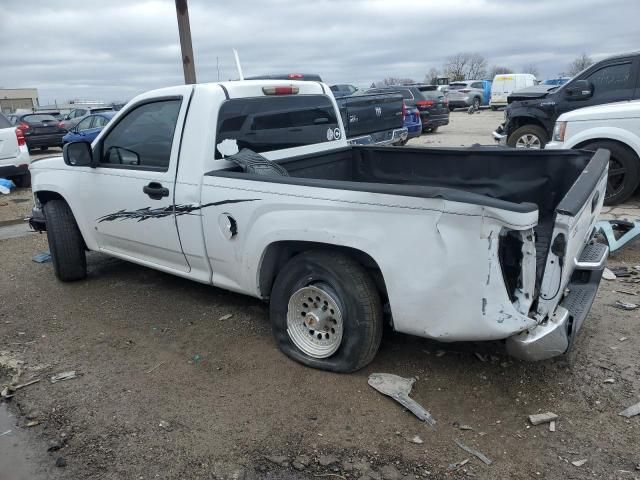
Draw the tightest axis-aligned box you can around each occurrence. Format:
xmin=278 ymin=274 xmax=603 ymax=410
xmin=529 ymin=412 xmax=558 ymax=425
xmin=611 ymin=300 xmax=639 ymax=311
xmin=32 ymin=252 xmax=52 ymax=263
xmin=0 ymin=178 xmax=15 ymax=195
xmin=454 ymin=439 xmax=492 ymax=465
xmin=50 ymin=371 xmax=77 ymax=383
xmin=368 ymin=373 xmax=436 ymax=426
xmin=619 ymin=401 xmax=640 ymax=418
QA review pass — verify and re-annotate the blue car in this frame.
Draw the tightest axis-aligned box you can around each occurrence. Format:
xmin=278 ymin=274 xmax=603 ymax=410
xmin=402 ymin=105 xmax=422 ymax=144
xmin=62 ymin=112 xmax=116 ymax=144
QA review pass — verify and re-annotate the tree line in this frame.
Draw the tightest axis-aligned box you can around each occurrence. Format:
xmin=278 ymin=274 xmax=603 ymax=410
xmin=374 ymin=52 xmax=594 ymax=87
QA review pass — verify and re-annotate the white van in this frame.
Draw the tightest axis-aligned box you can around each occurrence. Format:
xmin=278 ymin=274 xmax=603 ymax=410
xmin=490 ymin=74 xmax=537 ymax=110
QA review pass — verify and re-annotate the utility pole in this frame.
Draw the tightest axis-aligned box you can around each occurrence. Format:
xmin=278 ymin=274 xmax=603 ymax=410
xmin=174 ymin=0 xmax=196 ymax=84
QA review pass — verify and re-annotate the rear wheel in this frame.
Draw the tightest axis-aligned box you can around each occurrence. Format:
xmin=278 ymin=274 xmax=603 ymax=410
xmin=269 ymin=250 xmax=383 ymax=372
xmin=472 ymin=97 xmax=481 ymax=109
xmin=580 ymin=141 xmax=640 ymax=205
xmin=425 ymin=126 xmax=439 ymax=133
xmin=507 ymin=124 xmax=548 ymax=149
xmin=449 ymin=106 xmax=455 ymax=112
xmin=43 ymin=200 xmax=87 ymax=282
xmin=40 ymin=146 xmax=49 ymax=151
xmin=12 ymin=173 xmax=31 ymax=188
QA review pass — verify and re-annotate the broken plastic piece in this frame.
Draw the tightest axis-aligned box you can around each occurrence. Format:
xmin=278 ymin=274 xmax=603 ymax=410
xmin=50 ymin=371 xmax=77 ymax=383
xmin=619 ymin=401 xmax=640 ymax=418
xmin=611 ymin=300 xmax=639 ymax=310
xmin=32 ymin=252 xmax=52 ymax=263
xmin=368 ymin=373 xmax=436 ymax=426
xmin=529 ymin=412 xmax=558 ymax=425
xmin=454 ymin=439 xmax=492 ymax=465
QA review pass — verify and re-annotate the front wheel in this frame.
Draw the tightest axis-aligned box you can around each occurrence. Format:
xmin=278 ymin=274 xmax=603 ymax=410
xmin=40 ymin=146 xmax=49 ymax=151
xmin=581 ymin=141 xmax=640 ymax=205
xmin=43 ymin=200 xmax=87 ymax=281
xmin=269 ymin=250 xmax=383 ymax=372
xmin=507 ymin=125 xmax=548 ymax=149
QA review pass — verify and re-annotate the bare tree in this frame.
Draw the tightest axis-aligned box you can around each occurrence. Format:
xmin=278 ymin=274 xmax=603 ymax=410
xmin=443 ymin=52 xmax=488 ymax=81
xmin=568 ymin=53 xmax=593 ymax=76
xmin=489 ymin=65 xmax=513 ymax=78
xmin=373 ymin=77 xmax=415 ymax=88
xmin=424 ymin=67 xmax=440 ymax=85
xmin=521 ymin=63 xmax=540 ymax=77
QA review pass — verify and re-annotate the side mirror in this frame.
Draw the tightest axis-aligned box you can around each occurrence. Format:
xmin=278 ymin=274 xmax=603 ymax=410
xmin=564 ymin=80 xmax=593 ymax=100
xmin=63 ymin=142 xmax=93 ymax=167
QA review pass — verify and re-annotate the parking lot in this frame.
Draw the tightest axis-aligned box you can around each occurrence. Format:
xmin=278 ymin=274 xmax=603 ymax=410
xmin=1 ymin=110 xmax=639 ymax=480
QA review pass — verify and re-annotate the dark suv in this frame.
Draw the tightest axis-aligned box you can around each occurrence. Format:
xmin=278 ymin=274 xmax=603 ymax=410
xmin=493 ymin=52 xmax=640 ymax=148
xmin=369 ymin=85 xmax=449 ymax=133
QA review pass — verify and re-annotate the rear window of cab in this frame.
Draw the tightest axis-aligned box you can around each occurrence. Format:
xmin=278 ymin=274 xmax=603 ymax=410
xmin=215 ymin=95 xmax=340 ymax=159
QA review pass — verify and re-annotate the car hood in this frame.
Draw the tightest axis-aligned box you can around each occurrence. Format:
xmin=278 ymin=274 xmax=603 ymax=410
xmin=507 ymin=85 xmax=556 ymax=102
xmin=559 ymin=100 xmax=640 ymax=122
xmin=29 ymin=155 xmax=64 ymax=170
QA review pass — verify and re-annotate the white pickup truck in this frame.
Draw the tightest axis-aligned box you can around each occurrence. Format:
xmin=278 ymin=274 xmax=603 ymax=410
xmin=29 ymin=80 xmax=609 ymax=372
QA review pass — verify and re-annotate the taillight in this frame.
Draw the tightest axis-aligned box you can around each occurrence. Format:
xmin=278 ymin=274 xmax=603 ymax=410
xmin=288 ymin=73 xmax=304 ymax=79
xmin=57 ymin=121 xmax=66 ymax=130
xmin=15 ymin=127 xmax=25 ymax=146
xmin=416 ymin=100 xmax=434 ymax=109
xmin=262 ymin=86 xmax=299 ymax=95
xmin=18 ymin=122 xmax=29 ymax=131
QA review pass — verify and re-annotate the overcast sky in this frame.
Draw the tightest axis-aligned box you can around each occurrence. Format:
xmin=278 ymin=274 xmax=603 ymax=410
xmin=1 ymin=0 xmax=638 ymax=104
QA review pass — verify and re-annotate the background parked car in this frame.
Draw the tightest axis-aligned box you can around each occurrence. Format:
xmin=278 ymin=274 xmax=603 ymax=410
xmin=12 ymin=113 xmax=67 ymax=151
xmin=489 ymin=73 xmax=537 ymax=110
xmin=61 ymin=106 xmax=115 ymax=130
xmin=0 ymin=112 xmax=31 ymax=187
xmin=62 ymin=111 xmax=116 ymax=144
xmin=542 ymin=77 xmax=571 ymax=86
xmin=366 ymin=85 xmax=449 ymax=133
xmin=447 ymin=80 xmax=491 ymax=110
xmin=330 ymin=84 xmax=358 ymax=98
xmin=546 ymin=99 xmax=640 ymax=205
xmin=494 ymin=52 xmax=640 ymax=149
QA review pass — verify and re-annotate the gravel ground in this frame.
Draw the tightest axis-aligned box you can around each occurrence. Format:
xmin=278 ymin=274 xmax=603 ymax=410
xmin=1 ymin=113 xmax=639 ymax=480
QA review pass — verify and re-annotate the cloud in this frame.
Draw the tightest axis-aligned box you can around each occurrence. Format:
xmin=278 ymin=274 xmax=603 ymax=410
xmin=1 ymin=0 xmax=638 ymax=103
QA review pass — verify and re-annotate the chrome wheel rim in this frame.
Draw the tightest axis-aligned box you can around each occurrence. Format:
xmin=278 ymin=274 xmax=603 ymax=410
xmin=515 ymin=134 xmax=542 ymax=149
xmin=286 ymin=284 xmax=343 ymax=358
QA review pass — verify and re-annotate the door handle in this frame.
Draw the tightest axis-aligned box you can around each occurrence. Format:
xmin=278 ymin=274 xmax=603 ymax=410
xmin=143 ymin=182 xmax=169 ymax=200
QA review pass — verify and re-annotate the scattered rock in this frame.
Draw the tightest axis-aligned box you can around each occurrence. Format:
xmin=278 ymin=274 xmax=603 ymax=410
xmin=158 ymin=420 xmax=171 ymax=429
xmin=218 ymin=314 xmax=234 ymax=321
xmin=318 ymin=454 xmax=339 ymax=467
xmin=265 ymin=455 xmax=289 ymax=467
xmin=448 ymin=458 xmax=470 ymax=470
xmin=354 ymin=459 xmax=372 ymax=473
xmin=603 ymin=378 xmax=616 ymax=384
xmin=25 ymin=421 xmax=40 ymax=427
xmin=47 ymin=438 xmax=65 ymax=452
xmin=50 ymin=371 xmax=77 ymax=383
xmin=603 ymin=268 xmax=616 ymax=280
xmin=292 ymin=455 xmax=310 ymax=470
xmin=571 ymin=459 xmax=587 ymax=467
xmin=529 ymin=412 xmax=558 ymax=425
xmin=211 ymin=462 xmax=247 ymax=480
xmin=380 ymin=464 xmax=402 ymax=480
xmin=341 ymin=460 xmax=354 ymax=472
xmin=408 ymin=435 xmax=423 ymax=444
xmin=55 ymin=457 xmax=66 ymax=468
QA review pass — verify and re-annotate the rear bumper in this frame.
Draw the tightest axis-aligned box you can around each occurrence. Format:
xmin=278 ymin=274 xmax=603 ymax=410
xmin=421 ymin=113 xmax=449 ymax=130
xmin=0 ymin=163 xmax=29 ymax=178
xmin=348 ymin=127 xmax=408 ymax=146
xmin=25 ymin=134 xmax=65 ymax=148
xmin=506 ymin=242 xmax=608 ymax=361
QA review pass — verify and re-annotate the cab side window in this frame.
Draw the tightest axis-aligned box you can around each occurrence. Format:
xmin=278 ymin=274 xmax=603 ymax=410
xmin=99 ymin=99 xmax=181 ymax=171
xmin=76 ymin=117 xmax=93 ymax=131
xmin=586 ymin=62 xmax=633 ymax=101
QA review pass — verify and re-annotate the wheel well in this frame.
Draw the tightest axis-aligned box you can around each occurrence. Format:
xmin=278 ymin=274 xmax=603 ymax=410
xmin=573 ymin=138 xmax=639 ymax=160
xmin=259 ymin=241 xmax=388 ymax=300
xmin=507 ymin=116 xmax=546 ymax=136
xmin=35 ymin=190 xmax=65 ymax=205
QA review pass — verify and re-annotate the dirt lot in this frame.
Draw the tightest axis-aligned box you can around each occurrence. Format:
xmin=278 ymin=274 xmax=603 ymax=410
xmin=1 ymin=112 xmax=639 ymax=480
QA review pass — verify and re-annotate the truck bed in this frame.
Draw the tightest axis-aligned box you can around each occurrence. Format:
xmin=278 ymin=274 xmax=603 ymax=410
xmin=209 ymin=146 xmax=607 ymax=287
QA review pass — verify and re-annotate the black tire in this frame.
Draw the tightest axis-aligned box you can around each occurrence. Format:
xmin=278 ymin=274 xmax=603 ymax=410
xmin=40 ymin=146 xmax=49 ymax=151
xmin=43 ymin=200 xmax=87 ymax=282
xmin=428 ymin=126 xmax=439 ymax=133
xmin=12 ymin=173 xmax=31 ymax=188
xmin=472 ymin=97 xmax=480 ymax=109
xmin=393 ymin=138 xmax=409 ymax=146
xmin=449 ymin=106 xmax=455 ymax=112
xmin=490 ymin=106 xmax=498 ymax=111
xmin=581 ymin=141 xmax=640 ymax=205
xmin=269 ymin=250 xmax=383 ymax=373
xmin=507 ymin=124 xmax=548 ymax=149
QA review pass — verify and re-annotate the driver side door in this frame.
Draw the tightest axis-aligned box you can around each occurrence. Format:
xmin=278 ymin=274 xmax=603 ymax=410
xmin=76 ymin=94 xmax=191 ymax=273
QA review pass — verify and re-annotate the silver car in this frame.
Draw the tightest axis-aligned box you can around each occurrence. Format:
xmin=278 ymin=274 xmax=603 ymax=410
xmin=447 ymin=80 xmax=486 ymax=110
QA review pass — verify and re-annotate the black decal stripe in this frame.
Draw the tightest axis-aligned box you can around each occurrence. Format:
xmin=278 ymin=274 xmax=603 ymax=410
xmin=97 ymin=199 xmax=259 ymax=223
